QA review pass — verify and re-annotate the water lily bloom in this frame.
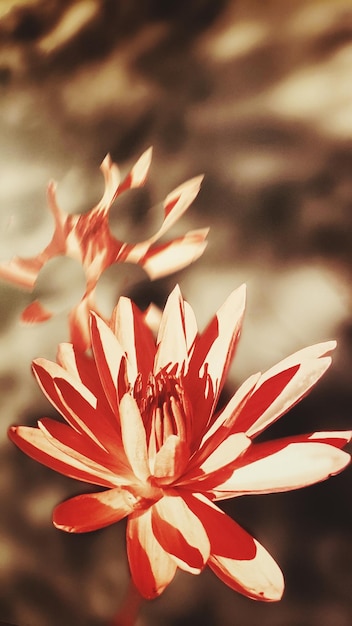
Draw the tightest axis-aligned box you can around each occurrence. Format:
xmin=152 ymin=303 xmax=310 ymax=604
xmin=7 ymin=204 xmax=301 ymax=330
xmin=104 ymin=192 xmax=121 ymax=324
xmin=9 ymin=284 xmax=351 ymax=600
xmin=0 ymin=149 xmax=208 ymax=350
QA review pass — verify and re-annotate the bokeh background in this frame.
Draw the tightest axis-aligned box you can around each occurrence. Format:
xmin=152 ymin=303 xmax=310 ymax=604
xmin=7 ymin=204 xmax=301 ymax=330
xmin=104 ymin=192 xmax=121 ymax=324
xmin=0 ymin=1 xmax=351 ymax=624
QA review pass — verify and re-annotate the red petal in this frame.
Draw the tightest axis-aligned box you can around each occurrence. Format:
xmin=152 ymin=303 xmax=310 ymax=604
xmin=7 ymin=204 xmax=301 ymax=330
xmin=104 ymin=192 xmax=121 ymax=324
xmin=179 ymin=433 xmax=251 ymax=486
xmin=32 ymin=358 xmax=100 ymax=434
xmin=153 ymin=435 xmax=189 ymax=483
xmin=240 ymin=342 xmax=336 ymax=437
xmin=157 ymin=176 xmax=204 ymax=236
xmin=154 ymin=285 xmax=190 ymax=376
xmin=187 ymin=494 xmax=284 ymax=601
xmin=53 ymin=487 xmax=134 ymax=532
xmin=21 ymin=300 xmax=53 ymax=323
xmin=190 ymin=373 xmax=259 ymax=470
xmin=231 ymin=365 xmax=300 ymax=435
xmin=185 ymin=284 xmax=246 ymax=444
xmin=210 ymin=432 xmax=351 ymax=498
xmin=119 ymin=394 xmax=150 ymax=482
xmin=90 ymin=312 xmax=125 ymax=414
xmin=8 ymin=426 xmax=117 ymax=488
xmin=151 ymin=492 xmax=210 ymax=573
xmin=53 ymin=378 xmax=121 ymax=452
xmin=56 ymin=342 xmax=109 ymax=409
xmin=109 ymin=296 xmax=155 ymax=389
xmin=141 ymin=229 xmax=208 ymax=280
xmin=127 ymin=508 xmax=176 ymax=599
xmin=38 ymin=417 xmax=131 ymax=479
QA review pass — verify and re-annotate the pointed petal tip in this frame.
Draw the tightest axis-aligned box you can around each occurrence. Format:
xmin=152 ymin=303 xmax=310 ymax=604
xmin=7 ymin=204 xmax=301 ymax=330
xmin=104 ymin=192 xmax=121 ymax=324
xmin=225 ymin=283 xmax=247 ymax=312
xmin=7 ymin=425 xmax=17 ymax=441
xmin=101 ymin=153 xmax=112 ymax=166
xmin=317 ymin=339 xmax=337 ymax=357
xmin=237 ymin=282 xmax=247 ymax=299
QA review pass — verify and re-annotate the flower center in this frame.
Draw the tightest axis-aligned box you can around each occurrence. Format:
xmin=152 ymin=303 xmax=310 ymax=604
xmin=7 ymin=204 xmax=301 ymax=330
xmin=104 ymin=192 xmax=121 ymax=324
xmin=134 ymin=371 xmax=192 ymax=453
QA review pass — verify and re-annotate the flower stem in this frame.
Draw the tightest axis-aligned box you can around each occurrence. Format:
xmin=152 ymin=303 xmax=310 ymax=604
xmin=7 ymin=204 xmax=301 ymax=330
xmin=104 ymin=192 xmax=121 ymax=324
xmin=109 ymin=580 xmax=143 ymax=626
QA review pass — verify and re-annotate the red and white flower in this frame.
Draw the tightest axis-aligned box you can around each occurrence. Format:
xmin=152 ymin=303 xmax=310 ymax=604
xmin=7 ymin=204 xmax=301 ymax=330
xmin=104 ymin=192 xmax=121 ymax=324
xmin=0 ymin=149 xmax=208 ymax=350
xmin=9 ymin=284 xmax=351 ymax=601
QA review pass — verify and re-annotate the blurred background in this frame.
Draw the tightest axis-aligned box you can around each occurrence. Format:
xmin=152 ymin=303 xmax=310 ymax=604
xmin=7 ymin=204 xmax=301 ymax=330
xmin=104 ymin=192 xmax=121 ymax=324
xmin=0 ymin=1 xmax=351 ymax=624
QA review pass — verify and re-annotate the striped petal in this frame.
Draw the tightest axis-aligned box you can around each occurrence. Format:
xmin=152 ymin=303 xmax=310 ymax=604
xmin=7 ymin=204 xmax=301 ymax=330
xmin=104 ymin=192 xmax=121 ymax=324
xmin=56 ymin=342 xmax=110 ymax=411
xmin=53 ymin=378 xmax=120 ymax=452
xmin=106 ymin=147 xmax=152 ymax=201
xmin=151 ymin=493 xmax=210 ymax=573
xmin=210 ymin=432 xmax=351 ymax=499
xmin=186 ymin=284 xmax=246 ymax=442
xmin=38 ymin=417 xmax=131 ymax=478
xmin=153 ymin=176 xmax=204 ymax=240
xmin=109 ymin=296 xmax=155 ymax=387
xmin=90 ymin=312 xmax=125 ymax=414
xmin=53 ymin=487 xmax=135 ymax=532
xmin=32 ymin=358 xmax=91 ymax=419
xmin=242 ymin=342 xmax=336 ymax=438
xmin=154 ymin=286 xmax=190 ymax=375
xmin=8 ymin=426 xmax=118 ymax=488
xmin=153 ymin=435 xmax=189 ymax=483
xmin=179 ymin=433 xmax=251 ymax=486
xmin=127 ymin=507 xmax=177 ymax=599
xmin=141 ymin=229 xmax=209 ymax=280
xmin=32 ymin=359 xmax=118 ymax=449
xmin=199 ymin=284 xmax=246 ymax=393
xmin=188 ymin=495 xmax=284 ymax=601
xmin=119 ymin=394 xmax=150 ymax=482
xmin=193 ymin=373 xmax=260 ymax=466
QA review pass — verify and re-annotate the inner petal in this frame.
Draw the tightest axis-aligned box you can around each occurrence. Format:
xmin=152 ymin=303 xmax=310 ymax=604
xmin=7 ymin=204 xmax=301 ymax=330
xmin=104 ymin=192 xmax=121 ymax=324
xmin=139 ymin=373 xmax=192 ymax=462
xmin=152 ymin=435 xmax=190 ymax=484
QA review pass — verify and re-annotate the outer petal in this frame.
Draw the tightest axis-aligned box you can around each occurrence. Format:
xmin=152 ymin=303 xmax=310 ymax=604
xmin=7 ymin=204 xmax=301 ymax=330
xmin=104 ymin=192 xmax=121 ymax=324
xmin=153 ymin=176 xmax=204 ymax=240
xmin=56 ymin=342 xmax=82 ymax=378
xmin=186 ymin=284 xmax=246 ymax=443
xmin=140 ymin=229 xmax=209 ymax=280
xmin=116 ymin=147 xmax=152 ymax=195
xmin=53 ymin=378 xmax=121 ymax=453
xmin=127 ymin=508 xmax=177 ymax=599
xmin=32 ymin=358 xmax=104 ymax=438
xmin=199 ymin=284 xmax=246 ymax=395
xmin=188 ymin=494 xmax=284 ymax=601
xmin=53 ymin=488 xmax=135 ymax=532
xmin=8 ymin=426 xmax=118 ymax=488
xmin=125 ymin=175 xmax=204 ymax=254
xmin=151 ymin=493 xmax=210 ymax=573
xmin=209 ymin=432 xmax=352 ymax=499
xmin=240 ymin=342 xmax=336 ymax=437
xmin=191 ymin=374 xmax=260 ymax=470
xmin=0 ymin=255 xmax=41 ymax=289
xmin=38 ymin=417 xmax=131 ymax=479
xmin=56 ymin=342 xmax=111 ymax=413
